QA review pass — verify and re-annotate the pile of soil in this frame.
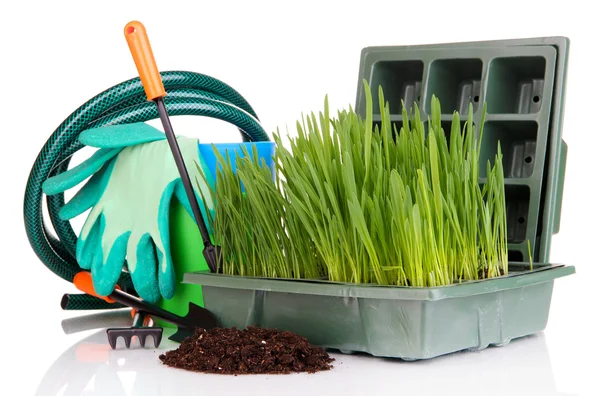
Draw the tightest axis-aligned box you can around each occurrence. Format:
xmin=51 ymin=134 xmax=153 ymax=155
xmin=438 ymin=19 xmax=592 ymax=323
xmin=159 ymin=326 xmax=335 ymax=375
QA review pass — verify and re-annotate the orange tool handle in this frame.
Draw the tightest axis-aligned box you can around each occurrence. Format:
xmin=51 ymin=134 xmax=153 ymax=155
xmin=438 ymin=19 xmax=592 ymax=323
xmin=73 ymin=271 xmax=120 ymax=304
xmin=124 ymin=21 xmax=166 ymax=101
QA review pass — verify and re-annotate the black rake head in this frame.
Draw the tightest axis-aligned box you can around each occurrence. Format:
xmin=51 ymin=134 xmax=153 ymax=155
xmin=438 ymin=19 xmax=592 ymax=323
xmin=106 ymin=327 xmax=163 ymax=349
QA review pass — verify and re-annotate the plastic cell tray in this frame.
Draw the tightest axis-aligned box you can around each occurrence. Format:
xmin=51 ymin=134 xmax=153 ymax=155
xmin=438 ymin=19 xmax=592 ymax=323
xmin=177 ymin=37 xmax=575 ymax=360
xmin=354 ymin=36 xmax=570 ymax=264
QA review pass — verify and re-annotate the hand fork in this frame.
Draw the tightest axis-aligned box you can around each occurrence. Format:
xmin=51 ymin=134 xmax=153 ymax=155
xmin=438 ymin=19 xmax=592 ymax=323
xmin=73 ymin=271 xmax=218 ymax=346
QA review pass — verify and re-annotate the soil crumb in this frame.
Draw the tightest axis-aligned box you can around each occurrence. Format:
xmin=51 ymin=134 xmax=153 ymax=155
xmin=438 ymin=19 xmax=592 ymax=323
xmin=159 ymin=326 xmax=335 ymax=375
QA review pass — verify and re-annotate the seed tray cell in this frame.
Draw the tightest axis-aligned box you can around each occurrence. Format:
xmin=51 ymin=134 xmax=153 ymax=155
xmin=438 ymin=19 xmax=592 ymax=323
xmin=479 ymin=120 xmax=539 ymax=179
xmin=371 ymin=60 xmax=424 ymax=115
xmin=505 ymin=185 xmax=532 ymax=244
xmin=486 ymin=56 xmax=547 ymax=114
xmin=426 ymin=57 xmax=483 ymax=114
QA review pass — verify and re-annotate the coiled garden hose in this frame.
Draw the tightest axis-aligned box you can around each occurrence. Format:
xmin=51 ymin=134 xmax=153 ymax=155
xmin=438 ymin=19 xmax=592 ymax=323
xmin=24 ymin=71 xmax=270 ymax=310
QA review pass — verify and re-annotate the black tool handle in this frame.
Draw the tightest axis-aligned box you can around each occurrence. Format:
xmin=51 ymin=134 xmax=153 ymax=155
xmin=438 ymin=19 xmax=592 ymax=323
xmin=124 ymin=20 xmax=218 ymax=272
xmin=155 ymin=98 xmax=212 ymax=244
xmin=109 ymin=287 xmax=195 ymax=330
xmin=132 ymin=310 xmax=145 ymax=327
xmin=155 ymin=98 xmax=219 ymax=272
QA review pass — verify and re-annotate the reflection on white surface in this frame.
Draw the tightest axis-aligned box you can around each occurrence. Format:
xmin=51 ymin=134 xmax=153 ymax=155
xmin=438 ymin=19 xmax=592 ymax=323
xmin=34 ymin=325 xmax=571 ymax=396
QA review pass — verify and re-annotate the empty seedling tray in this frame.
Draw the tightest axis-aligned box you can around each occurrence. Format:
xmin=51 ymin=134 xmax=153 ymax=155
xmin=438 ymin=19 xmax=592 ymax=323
xmin=179 ymin=37 xmax=575 ymax=361
xmin=355 ymin=36 xmax=570 ymax=264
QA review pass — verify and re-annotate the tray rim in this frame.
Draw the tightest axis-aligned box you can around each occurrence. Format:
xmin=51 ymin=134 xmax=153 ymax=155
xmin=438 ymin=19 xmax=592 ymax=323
xmin=183 ymin=262 xmax=575 ymax=301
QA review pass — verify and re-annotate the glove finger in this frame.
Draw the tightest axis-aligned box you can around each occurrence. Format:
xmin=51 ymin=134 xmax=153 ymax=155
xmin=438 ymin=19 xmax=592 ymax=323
xmin=59 ymin=160 xmax=116 ymax=220
xmin=75 ymin=213 xmax=102 ymax=270
xmin=156 ymin=245 xmax=176 ymax=301
xmin=42 ymin=147 xmax=121 ymax=196
xmin=127 ymin=233 xmax=160 ymax=303
xmin=75 ymin=201 xmax=105 ymax=269
xmin=90 ymin=220 xmax=130 ymax=297
xmin=156 ymin=181 xmax=178 ymax=300
xmin=79 ymin=122 xmax=166 ymax=148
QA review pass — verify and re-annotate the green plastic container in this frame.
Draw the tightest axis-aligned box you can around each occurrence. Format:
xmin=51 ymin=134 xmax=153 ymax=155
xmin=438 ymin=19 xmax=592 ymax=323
xmin=184 ymin=264 xmax=574 ymax=360
xmin=176 ymin=37 xmax=575 ymax=360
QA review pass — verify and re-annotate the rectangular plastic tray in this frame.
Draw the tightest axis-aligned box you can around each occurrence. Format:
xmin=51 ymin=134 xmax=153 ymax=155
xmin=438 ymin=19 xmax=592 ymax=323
xmin=184 ymin=264 xmax=575 ymax=360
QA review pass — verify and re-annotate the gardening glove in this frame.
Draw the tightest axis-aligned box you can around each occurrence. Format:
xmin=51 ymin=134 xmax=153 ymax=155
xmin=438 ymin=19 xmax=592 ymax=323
xmin=43 ymin=123 xmax=215 ymax=303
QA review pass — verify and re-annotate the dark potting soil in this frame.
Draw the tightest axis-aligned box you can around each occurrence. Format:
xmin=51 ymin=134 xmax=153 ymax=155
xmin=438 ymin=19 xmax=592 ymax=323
xmin=454 ymin=268 xmax=506 ymax=282
xmin=478 ymin=267 xmax=506 ymax=279
xmin=158 ymin=326 xmax=335 ymax=375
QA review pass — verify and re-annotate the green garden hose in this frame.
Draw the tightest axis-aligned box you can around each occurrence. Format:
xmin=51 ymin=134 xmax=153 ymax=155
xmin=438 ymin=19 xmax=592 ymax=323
xmin=24 ymin=71 xmax=270 ymax=310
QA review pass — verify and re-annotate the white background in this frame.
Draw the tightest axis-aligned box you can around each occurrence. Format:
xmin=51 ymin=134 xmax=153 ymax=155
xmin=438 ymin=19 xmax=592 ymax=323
xmin=1 ymin=1 xmax=598 ymax=395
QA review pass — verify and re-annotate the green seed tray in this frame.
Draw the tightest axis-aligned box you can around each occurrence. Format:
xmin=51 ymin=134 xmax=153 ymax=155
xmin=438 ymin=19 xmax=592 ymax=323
xmin=354 ymin=36 xmax=570 ymax=264
xmin=184 ymin=264 xmax=574 ymax=360
xmin=177 ymin=37 xmax=575 ymax=360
